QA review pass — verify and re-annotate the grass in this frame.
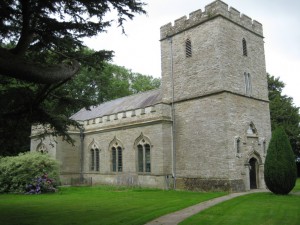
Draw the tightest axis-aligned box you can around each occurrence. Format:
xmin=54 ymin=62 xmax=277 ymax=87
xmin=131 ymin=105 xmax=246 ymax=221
xmin=292 ymin=178 xmax=300 ymax=192
xmin=180 ymin=179 xmax=300 ymax=225
xmin=0 ymin=186 xmax=225 ymax=225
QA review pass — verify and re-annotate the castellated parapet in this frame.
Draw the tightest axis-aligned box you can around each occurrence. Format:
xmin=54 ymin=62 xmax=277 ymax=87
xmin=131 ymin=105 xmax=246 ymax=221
xmin=68 ymin=103 xmax=172 ymax=134
xmin=160 ymin=0 xmax=263 ymax=40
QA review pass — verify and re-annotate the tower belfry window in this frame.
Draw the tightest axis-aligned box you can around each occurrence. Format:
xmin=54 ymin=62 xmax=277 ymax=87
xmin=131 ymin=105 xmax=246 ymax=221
xmin=242 ymin=38 xmax=247 ymax=56
xmin=185 ymin=39 xmax=192 ymax=58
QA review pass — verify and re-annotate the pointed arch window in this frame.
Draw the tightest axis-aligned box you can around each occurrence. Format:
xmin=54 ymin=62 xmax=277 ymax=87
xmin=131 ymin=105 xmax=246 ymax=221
xmin=89 ymin=141 xmax=100 ymax=172
xmin=185 ymin=39 xmax=192 ymax=58
xmin=90 ymin=148 xmax=100 ymax=171
xmin=135 ymin=133 xmax=151 ymax=173
xmin=242 ymin=38 xmax=247 ymax=56
xmin=112 ymin=146 xmax=122 ymax=172
xmin=109 ymin=137 xmax=124 ymax=173
xmin=247 ymin=122 xmax=258 ymax=136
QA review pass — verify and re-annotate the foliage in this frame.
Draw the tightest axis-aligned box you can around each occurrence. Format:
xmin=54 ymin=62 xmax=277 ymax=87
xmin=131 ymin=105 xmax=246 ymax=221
xmin=0 ymin=0 xmax=146 ymax=153
xmin=180 ymin=192 xmax=300 ymax=225
xmin=0 ymin=152 xmax=60 ymax=193
xmin=264 ymin=127 xmax=297 ymax=195
xmin=64 ymin=62 xmax=161 ymax=110
xmin=0 ymin=186 xmax=225 ymax=225
xmin=25 ymin=174 xmax=57 ymax=194
xmin=0 ymin=60 xmax=160 ymax=156
xmin=267 ymin=74 xmax=300 ymax=157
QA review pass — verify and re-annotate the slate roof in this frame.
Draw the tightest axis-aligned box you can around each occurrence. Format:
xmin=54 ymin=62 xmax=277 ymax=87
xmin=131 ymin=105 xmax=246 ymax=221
xmin=71 ymin=89 xmax=162 ymax=121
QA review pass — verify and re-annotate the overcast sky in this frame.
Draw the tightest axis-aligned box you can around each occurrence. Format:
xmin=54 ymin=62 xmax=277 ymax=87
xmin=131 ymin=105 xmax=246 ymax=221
xmin=84 ymin=0 xmax=300 ymax=107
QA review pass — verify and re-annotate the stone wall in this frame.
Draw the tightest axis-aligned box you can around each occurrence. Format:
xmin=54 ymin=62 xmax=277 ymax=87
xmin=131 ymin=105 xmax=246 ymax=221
xmin=176 ymin=178 xmax=245 ymax=192
xmin=161 ymin=1 xmax=267 ymax=103
xmin=31 ymin=103 xmax=174 ymax=188
xmin=160 ymin=0 xmax=271 ymax=191
xmin=173 ymin=92 xmax=271 ymax=191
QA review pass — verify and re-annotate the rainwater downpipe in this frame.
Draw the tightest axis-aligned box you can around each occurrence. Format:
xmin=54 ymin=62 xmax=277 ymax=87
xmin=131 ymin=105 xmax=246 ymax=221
xmin=168 ymin=36 xmax=176 ymax=189
xmin=79 ymin=127 xmax=85 ymax=183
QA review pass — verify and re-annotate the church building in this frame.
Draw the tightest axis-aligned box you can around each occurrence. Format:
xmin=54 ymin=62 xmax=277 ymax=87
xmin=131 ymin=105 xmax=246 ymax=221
xmin=31 ymin=0 xmax=272 ymax=192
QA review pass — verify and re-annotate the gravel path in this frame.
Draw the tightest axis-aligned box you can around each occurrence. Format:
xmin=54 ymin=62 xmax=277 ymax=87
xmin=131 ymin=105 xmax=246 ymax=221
xmin=145 ymin=189 xmax=268 ymax=225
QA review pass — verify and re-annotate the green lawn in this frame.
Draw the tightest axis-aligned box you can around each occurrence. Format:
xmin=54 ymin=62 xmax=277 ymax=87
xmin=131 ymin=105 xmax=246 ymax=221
xmin=292 ymin=178 xmax=300 ymax=192
xmin=180 ymin=179 xmax=300 ymax=225
xmin=0 ymin=186 xmax=225 ymax=225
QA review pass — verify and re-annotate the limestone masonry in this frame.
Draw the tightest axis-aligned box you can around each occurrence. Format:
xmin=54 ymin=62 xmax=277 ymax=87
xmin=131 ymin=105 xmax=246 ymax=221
xmin=31 ymin=0 xmax=271 ymax=192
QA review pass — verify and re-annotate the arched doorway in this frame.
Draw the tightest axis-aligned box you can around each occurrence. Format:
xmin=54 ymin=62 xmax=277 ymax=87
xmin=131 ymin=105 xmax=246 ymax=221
xmin=249 ymin=158 xmax=258 ymax=189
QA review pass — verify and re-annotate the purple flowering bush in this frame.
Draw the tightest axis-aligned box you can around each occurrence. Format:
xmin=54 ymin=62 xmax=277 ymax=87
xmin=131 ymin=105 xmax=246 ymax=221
xmin=26 ymin=173 xmax=57 ymax=194
xmin=0 ymin=152 xmax=60 ymax=194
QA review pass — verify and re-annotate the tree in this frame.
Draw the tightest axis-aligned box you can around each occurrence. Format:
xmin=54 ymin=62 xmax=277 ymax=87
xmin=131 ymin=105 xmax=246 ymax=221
xmin=0 ymin=0 xmax=146 ymax=83
xmin=62 ymin=62 xmax=161 ymax=116
xmin=267 ymin=74 xmax=300 ymax=157
xmin=0 ymin=0 xmax=146 ymax=152
xmin=264 ymin=127 xmax=297 ymax=195
xmin=0 ymin=59 xmax=160 ymax=156
xmin=130 ymin=72 xmax=161 ymax=94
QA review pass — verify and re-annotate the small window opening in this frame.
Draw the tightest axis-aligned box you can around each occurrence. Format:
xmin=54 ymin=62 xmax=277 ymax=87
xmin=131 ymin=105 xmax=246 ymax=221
xmin=236 ymin=138 xmax=241 ymax=153
xmin=247 ymin=122 xmax=257 ymax=135
xmin=37 ymin=143 xmax=48 ymax=154
xmin=185 ymin=39 xmax=192 ymax=58
xmin=244 ymin=72 xmax=252 ymax=96
xmin=242 ymin=38 xmax=247 ymax=56
xmin=263 ymin=140 xmax=266 ymax=154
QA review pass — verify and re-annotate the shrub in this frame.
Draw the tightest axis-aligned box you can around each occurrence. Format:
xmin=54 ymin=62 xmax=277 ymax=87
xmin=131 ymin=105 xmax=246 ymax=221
xmin=264 ymin=127 xmax=297 ymax=194
xmin=0 ymin=152 xmax=60 ymax=193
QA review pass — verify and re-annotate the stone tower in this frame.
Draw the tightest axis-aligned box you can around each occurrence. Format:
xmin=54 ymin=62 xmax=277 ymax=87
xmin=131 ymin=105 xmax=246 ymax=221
xmin=160 ymin=0 xmax=271 ymax=191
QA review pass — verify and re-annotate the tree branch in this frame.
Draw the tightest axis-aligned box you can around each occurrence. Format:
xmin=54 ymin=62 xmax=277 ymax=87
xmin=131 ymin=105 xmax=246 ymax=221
xmin=10 ymin=0 xmax=34 ymax=56
xmin=0 ymin=48 xmax=80 ymax=84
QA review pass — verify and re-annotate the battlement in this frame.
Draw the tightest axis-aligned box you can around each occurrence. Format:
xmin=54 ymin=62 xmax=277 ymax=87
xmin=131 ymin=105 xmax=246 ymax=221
xmin=160 ymin=0 xmax=263 ymax=40
xmin=68 ymin=103 xmax=172 ymax=133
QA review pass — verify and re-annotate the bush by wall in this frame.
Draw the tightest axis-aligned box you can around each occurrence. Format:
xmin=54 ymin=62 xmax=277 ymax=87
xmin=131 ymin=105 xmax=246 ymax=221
xmin=0 ymin=152 xmax=60 ymax=193
xmin=264 ymin=127 xmax=297 ymax=195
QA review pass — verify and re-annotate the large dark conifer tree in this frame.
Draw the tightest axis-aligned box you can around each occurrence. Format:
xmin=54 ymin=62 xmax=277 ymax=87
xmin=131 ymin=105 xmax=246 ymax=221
xmin=0 ymin=0 xmax=146 ymax=154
